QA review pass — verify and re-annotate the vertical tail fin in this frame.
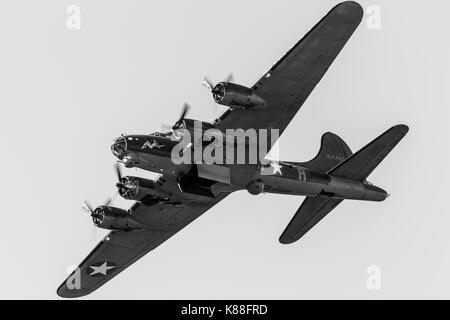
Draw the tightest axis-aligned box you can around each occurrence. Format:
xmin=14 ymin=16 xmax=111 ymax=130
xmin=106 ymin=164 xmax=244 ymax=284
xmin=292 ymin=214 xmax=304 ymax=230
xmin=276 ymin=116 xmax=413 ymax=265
xmin=288 ymin=132 xmax=353 ymax=172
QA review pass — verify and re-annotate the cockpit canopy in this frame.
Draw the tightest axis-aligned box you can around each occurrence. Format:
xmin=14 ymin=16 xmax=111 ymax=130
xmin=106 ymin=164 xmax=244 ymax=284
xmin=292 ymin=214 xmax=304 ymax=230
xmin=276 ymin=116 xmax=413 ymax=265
xmin=149 ymin=131 xmax=173 ymax=138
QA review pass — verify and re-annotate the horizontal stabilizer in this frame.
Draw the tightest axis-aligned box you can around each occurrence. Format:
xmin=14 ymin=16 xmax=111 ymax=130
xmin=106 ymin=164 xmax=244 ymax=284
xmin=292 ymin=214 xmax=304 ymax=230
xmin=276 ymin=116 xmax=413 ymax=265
xmin=328 ymin=124 xmax=409 ymax=181
xmin=279 ymin=196 xmax=343 ymax=244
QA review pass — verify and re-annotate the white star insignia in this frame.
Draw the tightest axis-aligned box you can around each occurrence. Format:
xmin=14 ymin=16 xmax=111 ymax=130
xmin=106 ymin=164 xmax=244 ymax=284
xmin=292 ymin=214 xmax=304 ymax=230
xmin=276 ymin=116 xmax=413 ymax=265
xmin=270 ymin=161 xmax=283 ymax=175
xmin=88 ymin=262 xmax=116 ymax=276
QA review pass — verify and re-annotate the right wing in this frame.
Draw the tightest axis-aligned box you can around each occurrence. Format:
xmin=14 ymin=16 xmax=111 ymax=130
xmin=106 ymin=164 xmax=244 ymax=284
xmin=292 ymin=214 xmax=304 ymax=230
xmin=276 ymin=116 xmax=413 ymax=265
xmin=279 ymin=196 xmax=343 ymax=244
xmin=57 ymin=194 xmax=228 ymax=298
xmin=215 ymin=2 xmax=363 ymax=154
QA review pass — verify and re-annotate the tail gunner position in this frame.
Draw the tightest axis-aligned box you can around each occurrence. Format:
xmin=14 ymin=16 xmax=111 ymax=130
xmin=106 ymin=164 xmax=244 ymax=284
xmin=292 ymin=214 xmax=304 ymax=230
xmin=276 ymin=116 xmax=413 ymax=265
xmin=58 ymin=2 xmax=408 ymax=298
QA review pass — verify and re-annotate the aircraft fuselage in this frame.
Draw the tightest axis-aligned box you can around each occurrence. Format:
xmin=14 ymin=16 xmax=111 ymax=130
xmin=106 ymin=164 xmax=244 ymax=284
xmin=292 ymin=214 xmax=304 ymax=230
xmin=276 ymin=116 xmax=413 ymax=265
xmin=110 ymin=131 xmax=387 ymax=202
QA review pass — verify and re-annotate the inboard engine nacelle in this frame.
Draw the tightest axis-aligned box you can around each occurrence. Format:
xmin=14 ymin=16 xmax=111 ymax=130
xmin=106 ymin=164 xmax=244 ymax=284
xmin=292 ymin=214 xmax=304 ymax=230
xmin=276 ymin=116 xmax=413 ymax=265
xmin=212 ymin=82 xmax=266 ymax=109
xmin=117 ymin=176 xmax=169 ymax=202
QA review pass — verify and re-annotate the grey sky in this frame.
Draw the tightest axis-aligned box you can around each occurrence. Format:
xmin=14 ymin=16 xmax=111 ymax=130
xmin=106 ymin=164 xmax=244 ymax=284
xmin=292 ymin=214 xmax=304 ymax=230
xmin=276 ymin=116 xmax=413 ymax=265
xmin=0 ymin=0 xmax=448 ymax=299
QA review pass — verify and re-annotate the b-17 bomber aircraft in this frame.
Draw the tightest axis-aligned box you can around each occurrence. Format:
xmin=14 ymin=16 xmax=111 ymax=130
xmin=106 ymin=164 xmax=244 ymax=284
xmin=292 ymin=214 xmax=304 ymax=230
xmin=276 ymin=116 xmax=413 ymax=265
xmin=58 ymin=1 xmax=408 ymax=298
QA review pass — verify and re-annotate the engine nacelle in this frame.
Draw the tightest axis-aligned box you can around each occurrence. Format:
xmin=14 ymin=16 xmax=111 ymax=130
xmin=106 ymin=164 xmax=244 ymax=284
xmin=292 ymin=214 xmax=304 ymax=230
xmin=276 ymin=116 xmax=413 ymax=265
xmin=117 ymin=176 xmax=170 ymax=203
xmin=212 ymin=82 xmax=266 ymax=109
xmin=91 ymin=206 xmax=145 ymax=231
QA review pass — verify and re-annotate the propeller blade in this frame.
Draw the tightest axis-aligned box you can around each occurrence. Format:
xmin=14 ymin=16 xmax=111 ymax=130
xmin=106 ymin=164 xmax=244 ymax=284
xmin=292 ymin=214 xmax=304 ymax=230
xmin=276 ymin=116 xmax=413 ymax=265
xmin=224 ymin=73 xmax=234 ymax=83
xmin=114 ymin=162 xmax=122 ymax=181
xmin=103 ymin=197 xmax=113 ymax=207
xmin=174 ymin=103 xmax=190 ymax=128
xmin=81 ymin=201 xmax=93 ymax=214
xmin=179 ymin=103 xmax=189 ymax=121
xmin=202 ymin=77 xmax=214 ymax=91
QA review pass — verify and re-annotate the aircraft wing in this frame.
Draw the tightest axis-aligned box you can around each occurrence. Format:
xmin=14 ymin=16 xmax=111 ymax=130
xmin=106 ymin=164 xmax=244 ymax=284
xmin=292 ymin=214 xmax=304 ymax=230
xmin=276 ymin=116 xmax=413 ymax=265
xmin=215 ymin=2 xmax=363 ymax=152
xmin=57 ymin=194 xmax=227 ymax=298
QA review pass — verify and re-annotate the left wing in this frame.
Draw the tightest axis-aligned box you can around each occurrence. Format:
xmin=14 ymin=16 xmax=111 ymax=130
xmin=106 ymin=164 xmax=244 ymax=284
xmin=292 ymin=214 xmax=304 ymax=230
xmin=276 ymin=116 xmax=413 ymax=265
xmin=57 ymin=194 xmax=227 ymax=298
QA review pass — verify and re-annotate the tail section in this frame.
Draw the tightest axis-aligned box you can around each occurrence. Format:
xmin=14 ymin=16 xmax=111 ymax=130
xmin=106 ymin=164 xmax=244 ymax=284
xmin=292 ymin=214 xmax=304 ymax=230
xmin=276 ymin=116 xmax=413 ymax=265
xmin=328 ymin=124 xmax=409 ymax=181
xmin=279 ymin=124 xmax=409 ymax=244
xmin=289 ymin=132 xmax=352 ymax=172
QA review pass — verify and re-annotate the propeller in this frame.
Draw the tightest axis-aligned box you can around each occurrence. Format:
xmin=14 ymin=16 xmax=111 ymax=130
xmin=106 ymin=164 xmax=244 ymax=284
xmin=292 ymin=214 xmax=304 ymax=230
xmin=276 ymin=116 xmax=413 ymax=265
xmin=81 ymin=200 xmax=101 ymax=226
xmin=114 ymin=162 xmax=129 ymax=195
xmin=224 ymin=73 xmax=234 ymax=83
xmin=201 ymin=74 xmax=234 ymax=93
xmin=81 ymin=181 xmax=115 ymax=226
xmin=161 ymin=103 xmax=191 ymax=133
xmin=82 ymin=200 xmax=104 ymax=240
xmin=113 ymin=162 xmax=140 ymax=199
xmin=81 ymin=165 xmax=123 ymax=240
xmin=103 ymin=197 xmax=113 ymax=207
xmin=81 ymin=200 xmax=94 ymax=215
xmin=173 ymin=103 xmax=190 ymax=129
xmin=81 ymin=198 xmax=112 ymax=217
xmin=159 ymin=103 xmax=191 ymax=139
xmin=114 ymin=162 xmax=122 ymax=181
xmin=202 ymin=74 xmax=234 ymax=118
xmin=114 ymin=162 xmax=124 ymax=190
xmin=201 ymin=77 xmax=214 ymax=91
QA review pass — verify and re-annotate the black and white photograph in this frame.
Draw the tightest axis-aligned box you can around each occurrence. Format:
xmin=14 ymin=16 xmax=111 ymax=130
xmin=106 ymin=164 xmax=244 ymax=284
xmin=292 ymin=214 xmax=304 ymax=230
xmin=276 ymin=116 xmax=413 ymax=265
xmin=1 ymin=0 xmax=449 ymax=310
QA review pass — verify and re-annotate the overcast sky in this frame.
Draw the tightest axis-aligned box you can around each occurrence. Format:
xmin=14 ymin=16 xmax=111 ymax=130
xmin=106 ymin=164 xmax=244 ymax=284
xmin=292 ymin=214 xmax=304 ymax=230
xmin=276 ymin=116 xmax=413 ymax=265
xmin=0 ymin=0 xmax=449 ymax=299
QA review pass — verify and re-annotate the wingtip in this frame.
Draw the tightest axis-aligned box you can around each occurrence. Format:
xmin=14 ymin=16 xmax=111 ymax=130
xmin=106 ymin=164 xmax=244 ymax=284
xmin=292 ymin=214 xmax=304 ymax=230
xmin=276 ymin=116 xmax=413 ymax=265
xmin=279 ymin=235 xmax=297 ymax=245
xmin=393 ymin=124 xmax=409 ymax=135
xmin=56 ymin=282 xmax=90 ymax=299
xmin=335 ymin=1 xmax=364 ymax=20
xmin=399 ymin=124 xmax=409 ymax=134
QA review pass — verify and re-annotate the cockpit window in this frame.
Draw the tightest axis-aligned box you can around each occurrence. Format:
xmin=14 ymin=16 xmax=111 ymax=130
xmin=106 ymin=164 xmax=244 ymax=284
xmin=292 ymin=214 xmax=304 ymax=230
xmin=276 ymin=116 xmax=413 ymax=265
xmin=151 ymin=131 xmax=172 ymax=137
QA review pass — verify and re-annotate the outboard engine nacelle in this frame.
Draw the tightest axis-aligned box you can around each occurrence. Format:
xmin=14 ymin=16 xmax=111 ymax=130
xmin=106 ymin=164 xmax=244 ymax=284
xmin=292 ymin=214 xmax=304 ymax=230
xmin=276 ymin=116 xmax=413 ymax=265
xmin=91 ymin=206 xmax=145 ymax=231
xmin=212 ymin=82 xmax=266 ymax=109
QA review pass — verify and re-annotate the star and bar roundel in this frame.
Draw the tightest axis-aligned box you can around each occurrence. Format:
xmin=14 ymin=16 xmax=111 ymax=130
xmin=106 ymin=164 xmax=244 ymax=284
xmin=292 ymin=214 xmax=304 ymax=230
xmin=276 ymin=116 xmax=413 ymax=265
xmin=86 ymin=261 xmax=117 ymax=277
